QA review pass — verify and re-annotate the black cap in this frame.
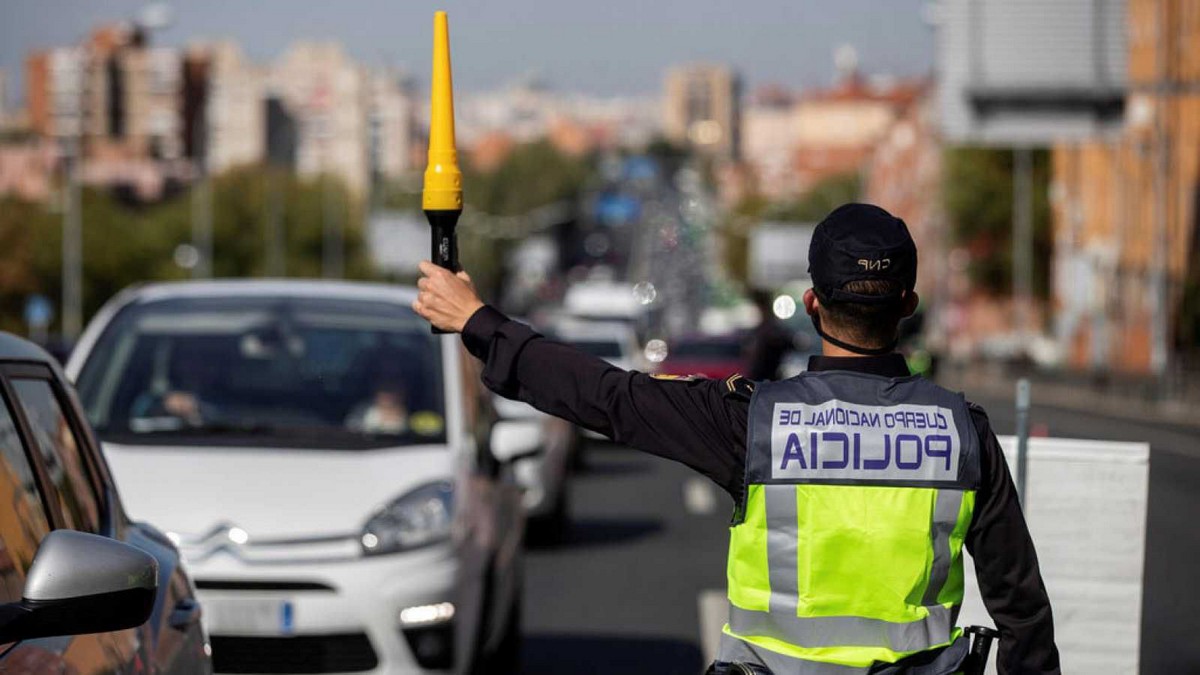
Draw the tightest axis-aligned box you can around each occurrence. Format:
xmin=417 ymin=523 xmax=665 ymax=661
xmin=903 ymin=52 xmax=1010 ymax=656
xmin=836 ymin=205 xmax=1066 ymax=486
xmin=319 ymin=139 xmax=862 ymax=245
xmin=807 ymin=203 xmax=917 ymax=304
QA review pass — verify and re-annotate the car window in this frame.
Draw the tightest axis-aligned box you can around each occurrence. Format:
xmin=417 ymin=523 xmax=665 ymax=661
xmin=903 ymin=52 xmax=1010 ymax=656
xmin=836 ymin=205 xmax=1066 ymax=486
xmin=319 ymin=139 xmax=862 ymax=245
xmin=10 ymin=379 xmax=101 ymax=534
xmin=0 ymin=393 xmax=51 ymax=603
xmin=75 ymin=295 xmax=447 ymax=449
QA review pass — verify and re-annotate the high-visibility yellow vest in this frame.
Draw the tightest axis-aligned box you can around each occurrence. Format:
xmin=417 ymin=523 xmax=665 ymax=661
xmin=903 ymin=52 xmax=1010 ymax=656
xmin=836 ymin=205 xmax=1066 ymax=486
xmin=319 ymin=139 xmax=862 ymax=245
xmin=719 ymin=372 xmax=981 ymax=672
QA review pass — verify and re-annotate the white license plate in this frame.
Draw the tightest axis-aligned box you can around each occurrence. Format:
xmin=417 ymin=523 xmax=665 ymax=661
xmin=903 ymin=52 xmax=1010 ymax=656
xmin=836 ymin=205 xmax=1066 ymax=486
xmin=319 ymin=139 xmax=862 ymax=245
xmin=204 ymin=596 xmax=295 ymax=636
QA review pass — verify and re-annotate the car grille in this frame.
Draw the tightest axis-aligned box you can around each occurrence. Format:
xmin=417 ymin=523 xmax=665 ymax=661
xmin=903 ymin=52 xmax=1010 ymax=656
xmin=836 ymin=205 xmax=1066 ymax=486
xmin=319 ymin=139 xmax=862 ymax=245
xmin=210 ymin=633 xmax=378 ymax=673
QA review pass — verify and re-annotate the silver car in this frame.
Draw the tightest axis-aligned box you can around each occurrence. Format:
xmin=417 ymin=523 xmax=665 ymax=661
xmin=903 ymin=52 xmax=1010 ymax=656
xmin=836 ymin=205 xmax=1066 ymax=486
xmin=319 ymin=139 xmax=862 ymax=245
xmin=0 ymin=332 xmax=211 ymax=674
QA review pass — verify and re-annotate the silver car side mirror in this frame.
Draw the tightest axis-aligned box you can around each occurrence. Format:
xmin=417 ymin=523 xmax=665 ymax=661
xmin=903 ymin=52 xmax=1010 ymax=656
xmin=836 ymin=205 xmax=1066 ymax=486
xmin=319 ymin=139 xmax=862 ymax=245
xmin=0 ymin=530 xmax=158 ymax=643
xmin=490 ymin=419 xmax=543 ymax=463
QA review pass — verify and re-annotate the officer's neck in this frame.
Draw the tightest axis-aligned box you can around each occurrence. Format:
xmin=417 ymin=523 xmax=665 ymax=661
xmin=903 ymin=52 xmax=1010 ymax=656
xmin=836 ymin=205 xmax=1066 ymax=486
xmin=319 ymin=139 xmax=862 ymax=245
xmin=820 ymin=339 xmax=869 ymax=359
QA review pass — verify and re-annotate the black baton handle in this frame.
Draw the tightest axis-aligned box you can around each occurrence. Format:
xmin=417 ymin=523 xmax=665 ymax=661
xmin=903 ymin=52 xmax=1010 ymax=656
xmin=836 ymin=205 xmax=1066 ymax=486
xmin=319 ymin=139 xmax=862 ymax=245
xmin=425 ymin=209 xmax=461 ymax=335
xmin=963 ymin=625 xmax=999 ymax=675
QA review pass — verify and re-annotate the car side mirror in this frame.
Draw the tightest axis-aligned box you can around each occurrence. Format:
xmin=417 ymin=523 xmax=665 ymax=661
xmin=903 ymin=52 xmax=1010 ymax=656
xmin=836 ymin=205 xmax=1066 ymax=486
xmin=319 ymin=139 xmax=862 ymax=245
xmin=490 ymin=419 xmax=543 ymax=463
xmin=0 ymin=530 xmax=158 ymax=644
xmin=492 ymin=395 xmax=542 ymax=421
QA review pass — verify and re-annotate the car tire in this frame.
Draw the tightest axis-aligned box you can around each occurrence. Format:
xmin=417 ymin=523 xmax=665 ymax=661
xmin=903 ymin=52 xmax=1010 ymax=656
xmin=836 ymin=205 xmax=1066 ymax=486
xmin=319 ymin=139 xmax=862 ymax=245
xmin=486 ymin=594 xmax=522 ymax=675
xmin=526 ymin=490 xmax=569 ymax=546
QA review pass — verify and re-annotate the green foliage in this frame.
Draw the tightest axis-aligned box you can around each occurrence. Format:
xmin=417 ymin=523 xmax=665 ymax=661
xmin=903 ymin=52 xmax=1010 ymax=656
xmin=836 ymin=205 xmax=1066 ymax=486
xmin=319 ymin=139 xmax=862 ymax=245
xmin=1180 ymin=257 xmax=1200 ymax=352
xmin=1 ymin=165 xmax=374 ymax=335
xmin=761 ymin=173 xmax=862 ymax=223
xmin=942 ymin=147 xmax=1052 ymax=297
xmin=720 ymin=173 xmax=862 ymax=287
xmin=466 ymin=140 xmax=591 ymax=216
xmin=0 ymin=197 xmax=56 ymax=333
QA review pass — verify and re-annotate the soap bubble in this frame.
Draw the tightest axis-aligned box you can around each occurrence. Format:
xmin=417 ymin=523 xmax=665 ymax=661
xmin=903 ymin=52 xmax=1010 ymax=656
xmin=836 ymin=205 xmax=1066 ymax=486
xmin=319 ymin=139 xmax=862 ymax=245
xmin=772 ymin=294 xmax=797 ymax=320
xmin=632 ymin=281 xmax=658 ymax=305
xmin=644 ymin=339 xmax=669 ymax=364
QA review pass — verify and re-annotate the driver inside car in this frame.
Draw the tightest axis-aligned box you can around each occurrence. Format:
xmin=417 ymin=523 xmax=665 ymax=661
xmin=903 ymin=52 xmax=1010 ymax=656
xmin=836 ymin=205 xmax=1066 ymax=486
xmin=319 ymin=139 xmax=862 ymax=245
xmin=345 ymin=363 xmax=410 ymax=436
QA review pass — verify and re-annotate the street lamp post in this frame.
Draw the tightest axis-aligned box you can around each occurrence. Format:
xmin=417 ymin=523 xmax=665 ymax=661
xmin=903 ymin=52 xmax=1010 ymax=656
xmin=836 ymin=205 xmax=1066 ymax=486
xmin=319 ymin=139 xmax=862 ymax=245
xmin=62 ymin=94 xmax=83 ymax=340
xmin=1012 ymin=146 xmax=1034 ymax=345
xmin=191 ymin=98 xmax=212 ymax=279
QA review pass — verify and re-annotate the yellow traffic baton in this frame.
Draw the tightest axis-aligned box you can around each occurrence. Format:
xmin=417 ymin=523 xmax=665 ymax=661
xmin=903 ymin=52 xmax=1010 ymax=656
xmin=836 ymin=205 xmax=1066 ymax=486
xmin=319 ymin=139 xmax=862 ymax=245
xmin=423 ymin=10 xmax=463 ymax=333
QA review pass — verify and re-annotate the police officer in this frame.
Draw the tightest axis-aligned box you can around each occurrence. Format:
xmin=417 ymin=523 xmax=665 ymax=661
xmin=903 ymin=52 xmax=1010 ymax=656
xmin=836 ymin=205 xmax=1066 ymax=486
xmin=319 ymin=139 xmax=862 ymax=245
xmin=413 ymin=203 xmax=1060 ymax=674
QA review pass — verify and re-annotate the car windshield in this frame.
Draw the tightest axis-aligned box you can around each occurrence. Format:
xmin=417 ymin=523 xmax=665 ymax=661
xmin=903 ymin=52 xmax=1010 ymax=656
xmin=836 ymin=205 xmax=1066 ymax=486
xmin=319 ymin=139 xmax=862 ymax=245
xmin=74 ymin=294 xmax=446 ymax=449
xmin=567 ymin=339 xmax=623 ymax=359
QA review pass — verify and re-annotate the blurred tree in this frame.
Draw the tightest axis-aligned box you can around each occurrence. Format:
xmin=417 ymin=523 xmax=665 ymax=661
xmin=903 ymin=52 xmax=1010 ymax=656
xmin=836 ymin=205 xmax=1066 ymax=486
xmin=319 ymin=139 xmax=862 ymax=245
xmin=467 ymin=140 xmax=591 ymax=216
xmin=2 ymin=165 xmax=375 ymax=336
xmin=720 ymin=173 xmax=862 ymax=287
xmin=0 ymin=197 xmax=55 ymax=332
xmin=1180 ymin=247 xmax=1200 ymax=355
xmin=942 ymin=147 xmax=1052 ymax=298
xmin=765 ymin=173 xmax=861 ymax=223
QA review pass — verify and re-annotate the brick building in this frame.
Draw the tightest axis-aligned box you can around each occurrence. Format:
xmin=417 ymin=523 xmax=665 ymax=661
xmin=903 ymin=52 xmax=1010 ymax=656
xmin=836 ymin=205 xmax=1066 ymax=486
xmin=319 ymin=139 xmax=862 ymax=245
xmin=1050 ymin=0 xmax=1200 ymax=374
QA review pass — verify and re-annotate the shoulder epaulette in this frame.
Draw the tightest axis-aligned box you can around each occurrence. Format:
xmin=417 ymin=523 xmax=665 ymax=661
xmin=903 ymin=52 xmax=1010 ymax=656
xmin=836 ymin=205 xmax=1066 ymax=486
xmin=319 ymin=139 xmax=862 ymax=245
xmin=723 ymin=373 xmax=756 ymax=402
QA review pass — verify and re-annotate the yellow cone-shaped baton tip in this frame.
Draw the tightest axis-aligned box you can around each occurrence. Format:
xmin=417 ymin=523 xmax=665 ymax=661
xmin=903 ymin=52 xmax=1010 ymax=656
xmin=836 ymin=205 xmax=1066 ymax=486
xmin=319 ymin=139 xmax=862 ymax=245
xmin=423 ymin=10 xmax=462 ymax=211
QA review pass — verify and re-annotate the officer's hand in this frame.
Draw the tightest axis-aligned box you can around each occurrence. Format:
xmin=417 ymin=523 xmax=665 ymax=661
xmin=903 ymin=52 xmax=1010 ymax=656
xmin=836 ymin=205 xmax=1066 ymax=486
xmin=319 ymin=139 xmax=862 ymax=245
xmin=413 ymin=260 xmax=484 ymax=333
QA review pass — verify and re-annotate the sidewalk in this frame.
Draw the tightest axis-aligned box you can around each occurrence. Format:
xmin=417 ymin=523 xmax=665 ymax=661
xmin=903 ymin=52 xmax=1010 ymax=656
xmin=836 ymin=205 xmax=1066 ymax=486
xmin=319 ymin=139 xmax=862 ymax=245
xmin=938 ymin=360 xmax=1200 ymax=432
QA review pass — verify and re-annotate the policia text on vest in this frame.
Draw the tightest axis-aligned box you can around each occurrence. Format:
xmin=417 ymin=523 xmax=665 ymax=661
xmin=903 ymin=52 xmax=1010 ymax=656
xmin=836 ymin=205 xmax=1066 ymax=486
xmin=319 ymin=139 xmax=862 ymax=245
xmin=773 ymin=401 xmax=960 ymax=480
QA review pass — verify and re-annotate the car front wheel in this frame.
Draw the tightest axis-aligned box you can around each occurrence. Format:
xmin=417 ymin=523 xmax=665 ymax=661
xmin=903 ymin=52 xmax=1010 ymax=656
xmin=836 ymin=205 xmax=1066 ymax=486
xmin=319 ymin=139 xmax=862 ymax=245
xmin=485 ymin=594 xmax=521 ymax=675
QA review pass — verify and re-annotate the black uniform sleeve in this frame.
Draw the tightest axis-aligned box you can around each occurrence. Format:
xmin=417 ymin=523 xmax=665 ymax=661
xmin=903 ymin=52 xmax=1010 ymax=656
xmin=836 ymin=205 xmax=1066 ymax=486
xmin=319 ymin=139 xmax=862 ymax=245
xmin=965 ymin=405 xmax=1061 ymax=674
xmin=462 ymin=305 xmax=748 ymax=499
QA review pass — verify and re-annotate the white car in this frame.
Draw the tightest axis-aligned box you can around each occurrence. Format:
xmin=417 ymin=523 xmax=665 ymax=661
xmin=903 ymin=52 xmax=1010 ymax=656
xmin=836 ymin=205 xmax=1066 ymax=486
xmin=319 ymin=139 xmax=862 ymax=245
xmin=491 ymin=396 xmax=576 ymax=541
xmin=552 ymin=319 xmax=644 ymax=441
xmin=67 ymin=280 xmax=530 ymax=675
xmin=553 ymin=319 xmax=644 ymax=373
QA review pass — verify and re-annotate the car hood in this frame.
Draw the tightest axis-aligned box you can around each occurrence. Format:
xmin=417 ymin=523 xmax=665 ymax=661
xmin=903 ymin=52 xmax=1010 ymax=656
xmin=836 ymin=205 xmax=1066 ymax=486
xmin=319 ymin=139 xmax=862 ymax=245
xmin=102 ymin=442 xmax=454 ymax=540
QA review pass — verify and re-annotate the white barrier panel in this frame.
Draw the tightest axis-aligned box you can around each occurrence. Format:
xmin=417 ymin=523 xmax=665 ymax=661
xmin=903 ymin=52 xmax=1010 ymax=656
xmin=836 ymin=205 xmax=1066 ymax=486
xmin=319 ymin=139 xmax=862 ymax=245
xmin=959 ymin=436 xmax=1150 ymax=674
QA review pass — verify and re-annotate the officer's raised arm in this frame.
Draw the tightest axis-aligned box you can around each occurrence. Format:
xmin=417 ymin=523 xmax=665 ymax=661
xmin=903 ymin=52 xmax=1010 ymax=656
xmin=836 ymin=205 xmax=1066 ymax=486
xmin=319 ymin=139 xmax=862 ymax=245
xmin=413 ymin=260 xmax=747 ymax=498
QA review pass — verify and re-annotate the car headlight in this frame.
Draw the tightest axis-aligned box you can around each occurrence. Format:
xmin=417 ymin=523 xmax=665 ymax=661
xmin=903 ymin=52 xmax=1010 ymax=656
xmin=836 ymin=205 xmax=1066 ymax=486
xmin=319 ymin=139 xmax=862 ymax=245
xmin=361 ymin=481 xmax=454 ymax=555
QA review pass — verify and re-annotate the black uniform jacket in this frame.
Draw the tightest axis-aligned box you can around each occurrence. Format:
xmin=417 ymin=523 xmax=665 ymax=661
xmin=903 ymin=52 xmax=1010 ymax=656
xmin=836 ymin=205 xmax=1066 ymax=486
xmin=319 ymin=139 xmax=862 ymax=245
xmin=463 ymin=305 xmax=1061 ymax=675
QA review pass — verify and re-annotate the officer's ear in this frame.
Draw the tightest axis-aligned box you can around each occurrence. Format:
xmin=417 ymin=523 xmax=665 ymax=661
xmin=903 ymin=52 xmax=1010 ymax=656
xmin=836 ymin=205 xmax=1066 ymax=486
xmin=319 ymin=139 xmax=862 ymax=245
xmin=802 ymin=288 xmax=820 ymax=317
xmin=901 ymin=291 xmax=920 ymax=319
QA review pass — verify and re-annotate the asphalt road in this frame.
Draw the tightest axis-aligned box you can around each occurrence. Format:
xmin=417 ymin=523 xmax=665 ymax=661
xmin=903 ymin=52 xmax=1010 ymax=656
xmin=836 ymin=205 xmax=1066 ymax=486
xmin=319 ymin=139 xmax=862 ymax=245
xmin=521 ymin=442 xmax=731 ymax=675
xmin=520 ymin=395 xmax=1200 ymax=674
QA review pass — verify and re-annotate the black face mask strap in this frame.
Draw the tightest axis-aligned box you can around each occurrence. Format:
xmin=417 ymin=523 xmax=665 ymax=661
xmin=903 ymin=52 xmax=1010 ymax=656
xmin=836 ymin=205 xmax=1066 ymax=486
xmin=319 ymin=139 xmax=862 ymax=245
xmin=810 ymin=314 xmax=898 ymax=357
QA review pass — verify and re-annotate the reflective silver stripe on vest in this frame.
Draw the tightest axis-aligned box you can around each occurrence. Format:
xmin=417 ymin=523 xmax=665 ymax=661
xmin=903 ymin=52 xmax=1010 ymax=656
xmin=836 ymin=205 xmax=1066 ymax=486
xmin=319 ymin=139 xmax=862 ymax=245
xmin=740 ymin=485 xmax=962 ymax=652
xmin=716 ymin=632 xmax=873 ymax=674
xmin=922 ymin=489 xmax=964 ymax=607
xmin=765 ymin=484 xmax=800 ymax=614
xmin=728 ymin=604 xmax=955 ymax=652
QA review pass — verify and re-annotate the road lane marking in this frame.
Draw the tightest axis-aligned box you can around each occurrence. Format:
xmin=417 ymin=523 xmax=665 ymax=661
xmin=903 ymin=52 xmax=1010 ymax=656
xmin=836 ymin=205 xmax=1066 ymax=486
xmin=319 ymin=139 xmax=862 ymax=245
xmin=698 ymin=589 xmax=727 ymax=666
xmin=684 ymin=477 xmax=717 ymax=515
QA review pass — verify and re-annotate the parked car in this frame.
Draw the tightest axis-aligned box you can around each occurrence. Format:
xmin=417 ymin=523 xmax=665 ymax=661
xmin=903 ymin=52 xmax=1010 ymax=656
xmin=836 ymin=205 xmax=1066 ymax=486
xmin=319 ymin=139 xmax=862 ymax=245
xmin=67 ymin=281 xmax=530 ymax=675
xmin=554 ymin=318 xmax=644 ymax=372
xmin=554 ymin=319 xmax=646 ymax=444
xmin=656 ymin=334 xmax=745 ymax=380
xmin=492 ymin=396 xmax=577 ymax=542
xmin=0 ymin=332 xmax=211 ymax=674
xmin=779 ymin=315 xmax=823 ymax=379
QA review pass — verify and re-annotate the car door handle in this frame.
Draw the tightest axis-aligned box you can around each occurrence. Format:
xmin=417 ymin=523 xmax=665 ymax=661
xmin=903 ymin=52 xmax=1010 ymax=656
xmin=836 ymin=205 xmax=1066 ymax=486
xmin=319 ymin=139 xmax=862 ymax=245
xmin=169 ymin=598 xmax=203 ymax=631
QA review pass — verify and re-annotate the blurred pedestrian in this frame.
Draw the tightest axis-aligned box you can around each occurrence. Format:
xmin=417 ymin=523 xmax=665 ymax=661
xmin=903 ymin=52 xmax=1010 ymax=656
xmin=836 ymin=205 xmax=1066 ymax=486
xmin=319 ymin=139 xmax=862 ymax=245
xmin=744 ymin=289 xmax=794 ymax=381
xmin=413 ymin=203 xmax=1059 ymax=674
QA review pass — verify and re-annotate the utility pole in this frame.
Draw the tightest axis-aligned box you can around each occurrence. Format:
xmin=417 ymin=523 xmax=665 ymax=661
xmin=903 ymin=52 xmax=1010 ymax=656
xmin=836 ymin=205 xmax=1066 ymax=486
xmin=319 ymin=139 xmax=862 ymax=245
xmin=1149 ymin=0 xmax=1171 ymax=379
xmin=266 ymin=169 xmax=285 ymax=277
xmin=61 ymin=50 xmax=84 ymax=341
xmin=62 ymin=117 xmax=83 ymax=340
xmin=1012 ymin=146 xmax=1034 ymax=343
xmin=190 ymin=80 xmax=213 ymax=279
xmin=322 ymin=173 xmax=343 ymax=278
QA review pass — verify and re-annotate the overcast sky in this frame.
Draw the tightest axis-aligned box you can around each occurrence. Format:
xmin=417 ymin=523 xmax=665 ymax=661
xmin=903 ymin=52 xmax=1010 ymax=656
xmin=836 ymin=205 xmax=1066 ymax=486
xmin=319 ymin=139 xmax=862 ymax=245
xmin=1 ymin=0 xmax=934 ymax=104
